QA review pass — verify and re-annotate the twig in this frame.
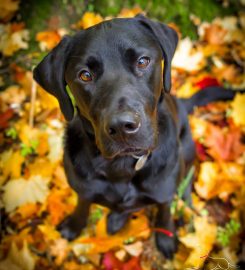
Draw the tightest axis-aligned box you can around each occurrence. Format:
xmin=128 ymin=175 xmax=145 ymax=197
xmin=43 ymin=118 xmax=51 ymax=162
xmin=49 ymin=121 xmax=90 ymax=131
xmin=29 ymin=68 xmax=37 ymax=128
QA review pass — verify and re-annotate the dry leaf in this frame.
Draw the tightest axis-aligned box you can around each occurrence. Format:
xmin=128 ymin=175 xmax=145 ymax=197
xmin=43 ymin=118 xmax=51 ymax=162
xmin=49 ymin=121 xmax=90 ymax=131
xmin=2 ymin=175 xmax=50 ymax=212
xmin=36 ymin=30 xmax=61 ymax=51
xmin=179 ymin=216 xmax=217 ymax=268
xmin=172 ymin=37 xmax=205 ymax=71
xmin=195 ymin=161 xmax=245 ymax=200
xmin=230 ymin=93 xmax=245 ymax=126
xmin=77 ymin=12 xmax=103 ymax=29
xmin=72 ymin=211 xmax=150 ymax=254
xmin=0 ymin=150 xmax=24 ymax=186
xmin=0 ymin=241 xmax=36 ymax=270
xmin=0 ymin=0 xmax=20 ymax=22
xmin=0 ymin=24 xmax=29 ymax=56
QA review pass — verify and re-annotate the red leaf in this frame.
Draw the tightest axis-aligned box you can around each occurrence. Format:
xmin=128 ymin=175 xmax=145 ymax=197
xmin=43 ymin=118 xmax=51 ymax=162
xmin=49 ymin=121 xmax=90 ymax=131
xmin=102 ymin=252 xmax=142 ymax=270
xmin=195 ymin=141 xmax=208 ymax=161
xmin=122 ymin=256 xmax=142 ymax=270
xmin=194 ymin=76 xmax=220 ymax=89
xmin=102 ymin=252 xmax=123 ymax=270
xmin=0 ymin=108 xmax=14 ymax=129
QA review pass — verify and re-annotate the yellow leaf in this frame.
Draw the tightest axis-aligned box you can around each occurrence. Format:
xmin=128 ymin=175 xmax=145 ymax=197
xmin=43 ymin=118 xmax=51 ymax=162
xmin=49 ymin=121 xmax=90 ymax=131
xmin=36 ymin=30 xmax=61 ymax=51
xmin=77 ymin=12 xmax=103 ymax=29
xmin=176 ymin=81 xmax=199 ymax=98
xmin=28 ymin=157 xmax=55 ymax=178
xmin=189 ymin=116 xmax=208 ymax=140
xmin=38 ymin=224 xmax=61 ymax=241
xmin=195 ymin=161 xmax=245 ymax=200
xmin=231 ymin=93 xmax=245 ymax=126
xmin=0 ymin=24 xmax=29 ymax=56
xmin=2 ymin=175 xmax=50 ymax=212
xmin=0 ymin=0 xmax=20 ymax=22
xmin=179 ymin=216 xmax=217 ymax=268
xmin=0 ymin=150 xmax=24 ymax=186
xmin=0 ymin=241 xmax=36 ymax=270
xmin=118 ymin=6 xmax=143 ymax=18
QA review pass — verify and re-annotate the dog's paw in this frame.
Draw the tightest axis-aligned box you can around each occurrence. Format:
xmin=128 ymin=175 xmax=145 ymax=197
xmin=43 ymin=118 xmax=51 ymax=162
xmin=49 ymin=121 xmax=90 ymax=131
xmin=155 ymin=232 xmax=178 ymax=259
xmin=107 ymin=212 xmax=128 ymax=235
xmin=57 ymin=216 xmax=84 ymax=241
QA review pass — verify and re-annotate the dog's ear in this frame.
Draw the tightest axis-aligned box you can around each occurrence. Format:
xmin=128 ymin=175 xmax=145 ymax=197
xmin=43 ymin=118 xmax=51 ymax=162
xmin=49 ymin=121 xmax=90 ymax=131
xmin=33 ymin=36 xmax=74 ymax=121
xmin=135 ymin=14 xmax=178 ymax=92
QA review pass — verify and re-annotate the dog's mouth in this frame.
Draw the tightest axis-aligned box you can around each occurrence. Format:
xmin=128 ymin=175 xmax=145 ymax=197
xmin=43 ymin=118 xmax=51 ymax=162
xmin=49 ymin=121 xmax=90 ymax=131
xmin=119 ymin=148 xmax=148 ymax=157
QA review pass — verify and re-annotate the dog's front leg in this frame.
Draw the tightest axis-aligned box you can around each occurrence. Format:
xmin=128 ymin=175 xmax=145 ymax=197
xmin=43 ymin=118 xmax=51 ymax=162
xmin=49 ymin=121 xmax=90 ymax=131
xmin=155 ymin=201 xmax=178 ymax=259
xmin=58 ymin=197 xmax=91 ymax=241
xmin=107 ymin=211 xmax=129 ymax=235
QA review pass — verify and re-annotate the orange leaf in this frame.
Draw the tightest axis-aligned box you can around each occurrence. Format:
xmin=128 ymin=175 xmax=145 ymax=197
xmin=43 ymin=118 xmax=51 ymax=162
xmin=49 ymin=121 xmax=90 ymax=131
xmin=36 ymin=30 xmax=61 ymax=50
xmin=47 ymin=189 xmax=75 ymax=225
xmin=74 ymin=211 xmax=150 ymax=254
xmin=205 ymin=123 xmax=245 ymax=161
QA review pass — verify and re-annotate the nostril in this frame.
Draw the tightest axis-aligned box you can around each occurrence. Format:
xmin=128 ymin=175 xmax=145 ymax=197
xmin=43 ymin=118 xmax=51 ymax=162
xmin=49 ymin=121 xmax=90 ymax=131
xmin=124 ymin=121 xmax=140 ymax=134
xmin=125 ymin=122 xmax=137 ymax=131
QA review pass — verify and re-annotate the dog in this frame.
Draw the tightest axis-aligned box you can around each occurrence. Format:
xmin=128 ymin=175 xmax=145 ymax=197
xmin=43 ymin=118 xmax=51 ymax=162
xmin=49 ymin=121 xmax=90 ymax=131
xmin=33 ymin=14 xmax=236 ymax=258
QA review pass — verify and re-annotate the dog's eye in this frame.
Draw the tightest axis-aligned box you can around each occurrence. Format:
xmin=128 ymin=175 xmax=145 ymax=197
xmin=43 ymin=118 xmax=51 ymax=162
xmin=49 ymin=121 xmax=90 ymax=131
xmin=137 ymin=57 xmax=150 ymax=69
xmin=79 ymin=70 xmax=92 ymax=82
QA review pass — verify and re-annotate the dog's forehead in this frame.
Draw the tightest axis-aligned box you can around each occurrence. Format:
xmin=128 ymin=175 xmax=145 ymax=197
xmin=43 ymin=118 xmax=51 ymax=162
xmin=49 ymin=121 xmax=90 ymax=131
xmin=72 ymin=18 xmax=157 ymax=56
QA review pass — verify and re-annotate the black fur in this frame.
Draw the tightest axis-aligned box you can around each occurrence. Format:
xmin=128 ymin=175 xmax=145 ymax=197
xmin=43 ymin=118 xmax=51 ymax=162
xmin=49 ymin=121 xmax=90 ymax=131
xmin=33 ymin=15 xmax=236 ymax=258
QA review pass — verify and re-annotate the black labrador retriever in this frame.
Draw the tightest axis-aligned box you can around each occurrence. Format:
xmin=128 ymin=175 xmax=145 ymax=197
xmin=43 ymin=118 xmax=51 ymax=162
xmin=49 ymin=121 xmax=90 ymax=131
xmin=33 ymin=15 xmax=235 ymax=258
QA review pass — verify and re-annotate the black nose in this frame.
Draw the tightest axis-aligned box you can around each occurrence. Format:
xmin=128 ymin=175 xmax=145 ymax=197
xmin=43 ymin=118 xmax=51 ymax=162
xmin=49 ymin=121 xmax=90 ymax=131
xmin=106 ymin=112 xmax=141 ymax=137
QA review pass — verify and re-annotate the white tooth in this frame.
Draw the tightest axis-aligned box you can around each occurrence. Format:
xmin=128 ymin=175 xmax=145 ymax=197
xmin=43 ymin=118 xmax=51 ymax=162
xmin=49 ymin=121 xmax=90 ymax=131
xmin=135 ymin=154 xmax=148 ymax=171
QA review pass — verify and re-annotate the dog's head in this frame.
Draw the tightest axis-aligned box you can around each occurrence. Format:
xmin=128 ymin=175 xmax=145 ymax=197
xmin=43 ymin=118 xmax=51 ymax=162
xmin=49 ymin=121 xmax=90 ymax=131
xmin=34 ymin=15 xmax=178 ymax=159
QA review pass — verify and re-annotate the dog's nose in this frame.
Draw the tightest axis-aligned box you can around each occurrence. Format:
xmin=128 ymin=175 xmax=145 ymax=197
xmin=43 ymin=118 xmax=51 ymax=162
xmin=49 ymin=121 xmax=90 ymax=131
xmin=107 ymin=112 xmax=141 ymax=137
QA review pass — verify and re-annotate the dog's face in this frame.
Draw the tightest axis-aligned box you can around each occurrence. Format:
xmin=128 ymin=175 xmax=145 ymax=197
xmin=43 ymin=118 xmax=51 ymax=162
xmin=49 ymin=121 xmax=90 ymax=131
xmin=34 ymin=15 xmax=178 ymax=159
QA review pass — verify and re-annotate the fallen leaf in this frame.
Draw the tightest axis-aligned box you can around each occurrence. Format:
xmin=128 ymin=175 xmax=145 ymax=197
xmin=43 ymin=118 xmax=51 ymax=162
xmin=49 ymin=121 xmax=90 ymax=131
xmin=77 ymin=12 xmax=103 ymax=29
xmin=2 ymin=175 xmax=50 ymax=212
xmin=172 ymin=37 xmax=205 ymax=72
xmin=205 ymin=123 xmax=245 ymax=161
xmin=0 ymin=150 xmax=24 ymax=186
xmin=102 ymin=251 xmax=142 ymax=270
xmin=195 ymin=161 xmax=245 ymax=200
xmin=118 ymin=6 xmax=143 ymax=18
xmin=179 ymin=216 xmax=217 ymax=268
xmin=0 ymin=0 xmax=20 ymax=22
xmin=230 ymin=93 xmax=245 ymax=126
xmin=0 ymin=241 xmax=36 ymax=270
xmin=203 ymin=23 xmax=227 ymax=45
xmin=36 ymin=30 xmax=61 ymax=51
xmin=0 ymin=24 xmax=29 ymax=56
xmin=73 ymin=211 xmax=150 ymax=254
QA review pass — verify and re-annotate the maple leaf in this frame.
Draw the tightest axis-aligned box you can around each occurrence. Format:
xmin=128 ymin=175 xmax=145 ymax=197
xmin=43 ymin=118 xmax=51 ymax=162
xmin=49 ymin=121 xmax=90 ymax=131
xmin=205 ymin=122 xmax=245 ymax=161
xmin=179 ymin=216 xmax=217 ymax=268
xmin=2 ymin=175 xmax=50 ymax=212
xmin=0 ymin=241 xmax=36 ymax=270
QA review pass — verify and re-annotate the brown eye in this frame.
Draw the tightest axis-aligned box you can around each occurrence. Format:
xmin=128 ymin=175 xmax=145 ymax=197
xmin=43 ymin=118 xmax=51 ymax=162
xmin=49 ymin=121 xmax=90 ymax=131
xmin=137 ymin=57 xmax=150 ymax=69
xmin=80 ymin=70 xmax=92 ymax=82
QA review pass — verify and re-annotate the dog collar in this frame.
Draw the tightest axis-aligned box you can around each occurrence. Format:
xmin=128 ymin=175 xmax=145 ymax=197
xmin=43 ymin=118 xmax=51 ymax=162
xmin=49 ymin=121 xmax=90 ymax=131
xmin=133 ymin=151 xmax=150 ymax=171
